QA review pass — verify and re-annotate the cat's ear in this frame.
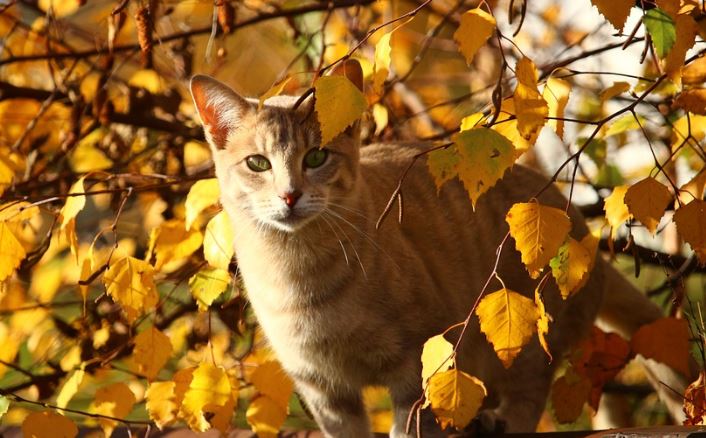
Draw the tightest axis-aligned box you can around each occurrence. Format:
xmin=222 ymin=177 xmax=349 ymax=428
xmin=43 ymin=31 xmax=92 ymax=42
xmin=190 ymin=75 xmax=251 ymax=150
xmin=330 ymin=59 xmax=364 ymax=92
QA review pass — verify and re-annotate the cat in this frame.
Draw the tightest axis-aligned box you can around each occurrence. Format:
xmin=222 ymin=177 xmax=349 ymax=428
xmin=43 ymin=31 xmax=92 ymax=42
xmin=189 ymin=60 xmax=688 ymax=437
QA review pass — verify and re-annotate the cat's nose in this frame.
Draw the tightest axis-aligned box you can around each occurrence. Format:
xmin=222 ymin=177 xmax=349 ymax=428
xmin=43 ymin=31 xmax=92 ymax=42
xmin=280 ymin=190 xmax=302 ymax=208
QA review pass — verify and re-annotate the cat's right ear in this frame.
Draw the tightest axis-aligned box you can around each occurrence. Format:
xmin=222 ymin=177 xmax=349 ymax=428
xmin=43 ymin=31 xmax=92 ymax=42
xmin=190 ymin=75 xmax=251 ymax=150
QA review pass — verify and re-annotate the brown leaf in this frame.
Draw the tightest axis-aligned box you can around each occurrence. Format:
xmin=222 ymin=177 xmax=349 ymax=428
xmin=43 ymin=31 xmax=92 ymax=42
xmin=631 ymin=317 xmax=691 ymax=377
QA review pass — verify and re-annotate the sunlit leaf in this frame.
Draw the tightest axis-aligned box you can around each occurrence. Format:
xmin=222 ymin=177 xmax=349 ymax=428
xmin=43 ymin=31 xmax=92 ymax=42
xmin=674 ymin=89 xmax=706 ymax=115
xmin=665 ymin=13 xmax=698 ymax=83
xmin=428 ymin=128 xmax=515 ymax=208
xmin=189 ymin=267 xmax=231 ymax=311
xmin=624 ymin=177 xmax=672 ymax=234
xmin=506 ymin=202 xmax=571 ymax=278
xmin=604 ymin=185 xmax=631 ymax=239
xmin=56 ymin=365 xmax=85 ymax=410
xmin=459 ymin=112 xmax=485 ymax=131
xmin=133 ymin=326 xmax=173 ymax=380
xmin=421 ymin=334 xmax=455 ymax=389
xmin=185 ymin=178 xmax=220 ymax=231
xmin=535 ymin=289 xmax=552 ymax=361
xmin=549 ymin=237 xmax=593 ymax=299
xmin=259 ymin=77 xmax=293 ymax=109
xmin=92 ymin=383 xmax=136 ymax=438
xmin=180 ymin=362 xmax=233 ymax=432
xmin=250 ymin=360 xmax=293 ymax=409
xmin=103 ymin=256 xmax=159 ymax=322
xmin=38 ymin=0 xmax=82 ymax=17
xmin=543 ymin=76 xmax=571 ymax=140
xmin=203 ymin=210 xmax=235 ymax=270
xmin=147 ymin=219 xmax=204 ymax=270
xmin=372 ymin=32 xmax=392 ymax=96
xmin=599 ymin=81 xmax=630 ymax=102
xmin=476 ymin=287 xmax=540 ymax=368
xmin=604 ymin=113 xmax=646 ymax=137
xmin=674 ymin=199 xmax=706 ymax=264
xmin=454 ymin=8 xmax=496 ymax=66
xmin=427 ymin=369 xmax=486 ymax=430
xmin=644 ymin=8 xmax=677 ymax=58
xmin=314 ymin=76 xmax=366 ymax=146
xmin=129 ymin=69 xmax=165 ymax=94
xmin=0 ymin=395 xmax=8 ymax=421
xmin=146 ymin=381 xmax=177 ymax=429
xmin=247 ymin=395 xmax=287 ymax=438
xmin=514 ymin=57 xmax=548 ymax=140
xmin=0 ymin=221 xmax=26 ymax=282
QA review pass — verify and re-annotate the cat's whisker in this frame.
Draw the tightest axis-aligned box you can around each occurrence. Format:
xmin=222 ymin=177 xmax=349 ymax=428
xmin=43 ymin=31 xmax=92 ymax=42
xmin=322 ymin=211 xmax=367 ymax=278
xmin=319 ymin=214 xmax=350 ymax=266
xmin=325 ymin=202 xmax=369 ymax=220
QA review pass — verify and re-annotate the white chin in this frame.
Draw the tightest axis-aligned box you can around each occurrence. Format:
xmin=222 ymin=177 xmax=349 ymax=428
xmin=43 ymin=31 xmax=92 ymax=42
xmin=266 ymin=215 xmax=313 ymax=232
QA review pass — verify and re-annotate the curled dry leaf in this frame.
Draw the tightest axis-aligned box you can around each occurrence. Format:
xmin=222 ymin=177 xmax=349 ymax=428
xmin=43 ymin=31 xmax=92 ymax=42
xmin=684 ymin=371 xmax=706 ymax=425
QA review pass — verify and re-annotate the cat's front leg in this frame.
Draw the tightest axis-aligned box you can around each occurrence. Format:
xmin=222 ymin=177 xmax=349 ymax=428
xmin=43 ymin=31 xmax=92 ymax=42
xmin=295 ymin=377 xmax=372 ymax=438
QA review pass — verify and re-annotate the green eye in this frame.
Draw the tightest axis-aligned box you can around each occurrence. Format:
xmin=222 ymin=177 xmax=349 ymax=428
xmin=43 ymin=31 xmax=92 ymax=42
xmin=245 ymin=155 xmax=271 ymax=172
xmin=304 ymin=148 xmax=328 ymax=168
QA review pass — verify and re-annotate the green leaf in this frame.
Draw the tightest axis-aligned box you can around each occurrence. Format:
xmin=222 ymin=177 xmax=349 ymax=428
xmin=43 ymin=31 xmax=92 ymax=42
xmin=644 ymin=8 xmax=676 ymax=58
xmin=0 ymin=395 xmax=9 ymax=420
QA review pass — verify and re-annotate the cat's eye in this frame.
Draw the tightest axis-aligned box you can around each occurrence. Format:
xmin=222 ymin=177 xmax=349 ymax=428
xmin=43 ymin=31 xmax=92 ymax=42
xmin=304 ymin=148 xmax=329 ymax=169
xmin=245 ymin=155 xmax=271 ymax=172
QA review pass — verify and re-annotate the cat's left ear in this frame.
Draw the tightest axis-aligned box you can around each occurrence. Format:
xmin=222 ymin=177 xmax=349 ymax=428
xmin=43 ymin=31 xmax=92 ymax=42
xmin=190 ymin=75 xmax=252 ymax=150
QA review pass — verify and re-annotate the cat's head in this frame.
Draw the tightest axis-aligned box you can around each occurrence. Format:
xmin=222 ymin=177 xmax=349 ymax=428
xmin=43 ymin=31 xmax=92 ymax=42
xmin=189 ymin=61 xmax=363 ymax=233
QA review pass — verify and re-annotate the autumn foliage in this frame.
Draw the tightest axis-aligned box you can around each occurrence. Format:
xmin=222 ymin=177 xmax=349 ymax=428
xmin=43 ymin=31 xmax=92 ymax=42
xmin=1 ymin=0 xmax=706 ymax=436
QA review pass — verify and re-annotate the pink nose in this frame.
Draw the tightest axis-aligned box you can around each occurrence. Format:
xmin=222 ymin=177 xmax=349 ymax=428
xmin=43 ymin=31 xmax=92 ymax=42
xmin=281 ymin=190 xmax=302 ymax=208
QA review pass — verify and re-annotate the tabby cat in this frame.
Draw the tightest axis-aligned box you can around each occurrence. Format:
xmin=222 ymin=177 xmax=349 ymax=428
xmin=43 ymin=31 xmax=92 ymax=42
xmin=190 ymin=60 xmax=687 ymax=437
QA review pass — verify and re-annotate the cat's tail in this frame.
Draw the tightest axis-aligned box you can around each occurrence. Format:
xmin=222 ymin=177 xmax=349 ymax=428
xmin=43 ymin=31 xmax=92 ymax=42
xmin=596 ymin=259 xmax=690 ymax=424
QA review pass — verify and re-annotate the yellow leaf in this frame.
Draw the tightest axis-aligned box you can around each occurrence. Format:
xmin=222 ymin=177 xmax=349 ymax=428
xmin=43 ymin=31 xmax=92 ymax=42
xmin=372 ymin=32 xmax=392 ymax=96
xmin=454 ymin=8 xmax=496 ymax=66
xmin=514 ymin=57 xmax=548 ymax=141
xmin=671 ymin=113 xmax=706 ymax=151
xmin=146 ymin=381 xmax=177 ymax=429
xmin=604 ymin=113 xmax=646 ymax=137
xmin=314 ymin=76 xmax=367 ymax=146
xmin=184 ymin=178 xmax=220 ymax=231
xmin=37 ymin=0 xmax=81 ymax=17
xmin=0 ymin=323 xmax=20 ymax=379
xmin=535 ymin=289 xmax=552 ymax=362
xmin=665 ymin=13 xmax=698 ymax=84
xmin=92 ymin=382 xmax=136 ymax=438
xmin=679 ymin=168 xmax=706 ymax=204
xmin=459 ymin=112 xmax=485 ymax=131
xmin=631 ymin=317 xmax=691 ymax=377
xmin=550 ymin=238 xmax=593 ymax=299
xmin=0 ymin=201 xmax=38 ymax=222
xmin=180 ymin=362 xmax=233 ymax=432
xmin=372 ymin=103 xmax=389 ymax=135
xmin=551 ymin=371 xmax=591 ymax=424
xmin=0 ymin=221 xmax=25 ymax=282
xmin=604 ymin=185 xmax=631 ymax=238
xmin=59 ymin=177 xmax=86 ymax=264
xmin=203 ymin=211 xmax=235 ymax=270
xmin=22 ymin=411 xmax=78 ymax=438
xmin=59 ymin=345 xmax=82 ymax=372
xmin=476 ymin=288 xmax=540 ymax=368
xmin=0 ymin=152 xmax=14 ymax=197
xmin=56 ymin=365 xmax=85 ymax=410
xmin=133 ymin=326 xmax=173 ymax=380
xmin=543 ymin=76 xmax=571 ymax=140
xmin=599 ymin=81 xmax=630 ymax=102
xmin=246 ymin=395 xmax=288 ymax=438
xmin=147 ymin=219 xmax=204 ymax=270
xmin=421 ymin=335 xmax=455 ymax=389
xmin=492 ymin=98 xmax=532 ymax=153
xmin=208 ymin=392 xmax=237 ymax=433
xmin=590 ymin=0 xmax=634 ymax=31
xmin=624 ymin=177 xmax=672 ymax=234
xmin=103 ymin=256 xmax=158 ymax=322
xmin=427 ymin=128 xmax=516 ymax=208
xmin=250 ymin=360 xmax=293 ymax=409
xmin=506 ymin=202 xmax=571 ymax=278
xmin=683 ymin=55 xmax=706 ymax=85
xmin=674 ymin=199 xmax=706 ymax=264
xmin=675 ymin=89 xmax=706 ymax=115
xmin=427 ymin=369 xmax=487 ymax=430
xmin=259 ymin=76 xmax=293 ymax=109
xmin=69 ymin=128 xmax=113 ymax=173
xmin=189 ymin=267 xmax=231 ymax=311
xmin=128 ymin=69 xmax=165 ymax=94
